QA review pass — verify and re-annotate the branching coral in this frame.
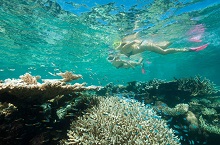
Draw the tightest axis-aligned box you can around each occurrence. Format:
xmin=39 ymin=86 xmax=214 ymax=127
xmin=199 ymin=115 xmax=220 ymax=135
xmin=202 ymin=108 xmax=217 ymax=116
xmin=57 ymin=71 xmax=82 ymax=82
xmin=19 ymin=73 xmax=41 ymax=85
xmin=64 ymin=97 xmax=180 ymax=145
xmin=176 ymin=76 xmax=217 ymax=96
xmin=155 ymin=101 xmax=189 ymax=116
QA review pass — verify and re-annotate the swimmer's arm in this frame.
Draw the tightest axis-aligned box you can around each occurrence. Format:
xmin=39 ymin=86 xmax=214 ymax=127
xmin=122 ymin=41 xmax=136 ymax=49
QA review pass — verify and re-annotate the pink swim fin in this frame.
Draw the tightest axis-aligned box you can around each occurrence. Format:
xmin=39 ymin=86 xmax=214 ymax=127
xmin=141 ymin=68 xmax=146 ymax=74
xmin=190 ymin=43 xmax=209 ymax=51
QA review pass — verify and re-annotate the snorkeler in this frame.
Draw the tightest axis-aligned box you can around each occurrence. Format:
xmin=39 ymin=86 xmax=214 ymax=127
xmin=114 ymin=33 xmax=208 ymax=57
xmin=107 ymin=54 xmax=143 ymax=69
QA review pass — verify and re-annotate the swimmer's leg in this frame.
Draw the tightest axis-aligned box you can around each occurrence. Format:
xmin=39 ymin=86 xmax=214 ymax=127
xmin=155 ymin=41 xmax=172 ymax=49
xmin=145 ymin=44 xmax=189 ymax=55
xmin=138 ymin=58 xmax=144 ymax=64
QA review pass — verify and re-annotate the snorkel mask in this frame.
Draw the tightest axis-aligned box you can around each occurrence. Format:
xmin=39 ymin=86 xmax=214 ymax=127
xmin=113 ymin=41 xmax=121 ymax=49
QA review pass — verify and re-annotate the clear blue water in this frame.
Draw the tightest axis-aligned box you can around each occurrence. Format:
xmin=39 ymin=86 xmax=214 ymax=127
xmin=0 ymin=0 xmax=220 ymax=86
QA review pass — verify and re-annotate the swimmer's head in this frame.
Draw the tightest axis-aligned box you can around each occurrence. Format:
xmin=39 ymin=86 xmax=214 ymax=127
xmin=113 ymin=41 xmax=121 ymax=49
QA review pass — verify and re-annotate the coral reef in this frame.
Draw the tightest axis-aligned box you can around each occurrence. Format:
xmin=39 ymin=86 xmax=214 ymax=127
xmin=0 ymin=73 xmax=100 ymax=103
xmin=0 ymin=73 xmax=101 ymax=145
xmin=96 ymin=76 xmax=220 ymax=145
xmin=97 ymin=76 xmax=218 ymax=100
xmin=0 ymin=75 xmax=219 ymax=145
xmin=0 ymin=90 xmax=98 ymax=145
xmin=64 ymin=96 xmax=180 ymax=145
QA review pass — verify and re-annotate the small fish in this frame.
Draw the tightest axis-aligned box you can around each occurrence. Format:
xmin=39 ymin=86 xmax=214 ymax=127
xmin=42 ymin=119 xmax=50 ymax=122
xmin=174 ymin=130 xmax=180 ymax=134
xmin=25 ymin=124 xmax=33 ymax=127
xmin=180 ymin=136 xmax=183 ymax=140
xmin=32 ymin=122 xmax=41 ymax=126
xmin=183 ymin=129 xmax=188 ymax=133
xmin=8 ymin=69 xmax=15 ymax=71
xmin=174 ymin=125 xmax=181 ymax=129
xmin=56 ymin=130 xmax=62 ymax=133
xmin=167 ymin=117 xmax=173 ymax=122
xmin=46 ymin=126 xmax=53 ymax=129
xmin=48 ymin=72 xmax=56 ymax=76
xmin=146 ymin=59 xmax=152 ymax=64
xmin=42 ymin=139 xmax=49 ymax=143
xmin=52 ymin=137 xmax=59 ymax=141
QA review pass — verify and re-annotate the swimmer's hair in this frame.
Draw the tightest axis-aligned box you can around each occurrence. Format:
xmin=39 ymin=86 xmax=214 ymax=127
xmin=113 ymin=41 xmax=121 ymax=49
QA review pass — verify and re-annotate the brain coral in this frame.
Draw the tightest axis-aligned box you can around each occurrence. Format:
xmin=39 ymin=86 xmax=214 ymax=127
xmin=63 ymin=96 xmax=180 ymax=145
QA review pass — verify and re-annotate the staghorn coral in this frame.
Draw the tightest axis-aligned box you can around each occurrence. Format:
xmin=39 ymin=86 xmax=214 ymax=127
xmin=57 ymin=71 xmax=82 ymax=82
xmin=64 ymin=96 xmax=180 ymax=145
xmin=175 ymin=76 xmax=217 ymax=96
xmin=199 ymin=115 xmax=220 ymax=135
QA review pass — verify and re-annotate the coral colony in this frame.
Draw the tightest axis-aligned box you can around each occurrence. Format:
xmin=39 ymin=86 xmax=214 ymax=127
xmin=0 ymin=72 xmax=220 ymax=145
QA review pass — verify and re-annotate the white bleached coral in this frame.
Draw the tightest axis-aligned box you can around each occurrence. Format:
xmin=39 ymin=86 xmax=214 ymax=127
xmin=63 ymin=96 xmax=180 ymax=145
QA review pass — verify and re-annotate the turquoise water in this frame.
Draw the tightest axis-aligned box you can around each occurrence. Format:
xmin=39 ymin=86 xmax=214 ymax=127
xmin=0 ymin=0 xmax=220 ymax=86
